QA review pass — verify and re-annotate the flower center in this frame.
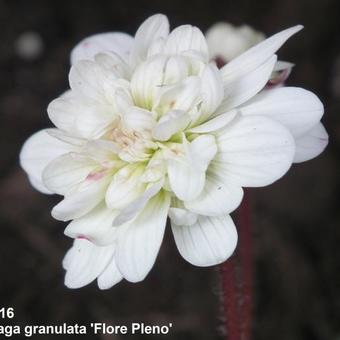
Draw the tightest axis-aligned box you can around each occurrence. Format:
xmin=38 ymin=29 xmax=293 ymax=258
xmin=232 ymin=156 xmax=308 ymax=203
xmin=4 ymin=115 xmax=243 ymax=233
xmin=107 ymin=122 xmax=158 ymax=164
xmin=111 ymin=127 xmax=138 ymax=148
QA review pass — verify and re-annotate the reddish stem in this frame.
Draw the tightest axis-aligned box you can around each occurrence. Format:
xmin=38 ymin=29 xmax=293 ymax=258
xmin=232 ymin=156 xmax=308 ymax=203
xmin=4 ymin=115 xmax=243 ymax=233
xmin=238 ymin=192 xmax=253 ymax=340
xmin=219 ymin=191 xmax=253 ymax=340
xmin=220 ymin=257 xmax=242 ymax=340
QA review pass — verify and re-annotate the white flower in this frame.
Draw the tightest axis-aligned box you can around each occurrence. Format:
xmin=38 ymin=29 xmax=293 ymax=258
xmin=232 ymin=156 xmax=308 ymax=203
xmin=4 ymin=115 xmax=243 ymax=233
xmin=20 ymin=14 xmax=328 ymax=289
xmin=206 ymin=22 xmax=265 ymax=62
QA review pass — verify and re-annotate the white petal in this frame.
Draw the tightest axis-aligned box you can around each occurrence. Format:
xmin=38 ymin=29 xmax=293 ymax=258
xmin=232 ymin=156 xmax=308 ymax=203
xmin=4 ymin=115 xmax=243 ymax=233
xmin=69 ymin=60 xmax=119 ymax=102
xmin=112 ymin=180 xmax=164 ymax=227
xmin=131 ymin=55 xmax=189 ymax=110
xmin=140 ymin=152 xmax=167 ymax=182
xmin=105 ymin=164 xmax=146 ymax=210
xmin=273 ymin=60 xmax=294 ymax=72
xmin=182 ymin=50 xmax=206 ymax=74
xmin=189 ymin=134 xmax=218 ymax=171
xmin=47 ymin=91 xmax=76 ymax=133
xmin=94 ymin=52 xmax=131 ymax=79
xmin=46 ymin=129 xmax=86 ymax=147
xmin=130 ymin=56 xmax=169 ymax=109
xmin=84 ymin=139 xmax=120 ymax=161
xmin=19 ymin=129 xmax=77 ymax=194
xmin=221 ymin=25 xmax=303 ymax=81
xmin=171 ymin=215 xmax=238 ymax=267
xmin=42 ymin=153 xmax=97 ymax=195
xmin=27 ymin=176 xmax=52 ymax=194
xmin=121 ymin=106 xmax=156 ymax=132
xmin=200 ymin=63 xmax=224 ymax=117
xmin=294 ymin=123 xmax=328 ymax=163
xmin=52 ymin=173 xmax=111 ymax=221
xmin=64 ymin=239 xmax=114 ymax=289
xmin=71 ymin=32 xmax=134 ymax=64
xmin=188 ymin=109 xmax=237 ymax=133
xmin=214 ymin=115 xmax=295 ymax=187
xmin=47 ymin=91 xmax=115 ymax=139
xmin=64 ymin=203 xmax=119 ymax=245
xmin=168 ymin=160 xmax=206 ymax=201
xmin=219 ymin=54 xmax=277 ymax=112
xmin=116 ymin=191 xmax=170 ymax=282
xmin=152 ymin=110 xmax=190 ymax=141
xmin=168 ymin=135 xmax=217 ymax=201
xmin=147 ymin=37 xmax=166 ymax=57
xmin=133 ymin=14 xmax=169 ymax=61
xmin=111 ymin=80 xmax=134 ymax=113
xmin=239 ymin=87 xmax=324 ymax=137
xmin=155 ymin=76 xmax=201 ymax=114
xmin=62 ymin=245 xmax=75 ymax=270
xmin=164 ymin=25 xmax=209 ymax=61
xmin=161 ymin=56 xmax=191 ymax=85
xmin=184 ymin=170 xmax=243 ymax=216
xmin=97 ymin=258 xmax=123 ymax=290
xmin=168 ymin=207 xmax=198 ymax=226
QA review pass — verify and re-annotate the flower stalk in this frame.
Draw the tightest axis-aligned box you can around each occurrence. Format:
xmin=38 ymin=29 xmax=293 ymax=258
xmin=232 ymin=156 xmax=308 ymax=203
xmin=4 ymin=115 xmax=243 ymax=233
xmin=220 ymin=192 xmax=252 ymax=340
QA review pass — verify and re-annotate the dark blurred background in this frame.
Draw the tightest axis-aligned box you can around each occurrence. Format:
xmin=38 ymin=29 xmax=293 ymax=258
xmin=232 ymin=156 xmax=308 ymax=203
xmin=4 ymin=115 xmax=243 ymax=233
xmin=0 ymin=0 xmax=339 ymax=339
